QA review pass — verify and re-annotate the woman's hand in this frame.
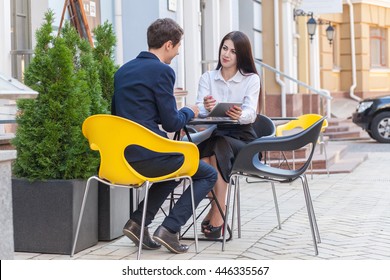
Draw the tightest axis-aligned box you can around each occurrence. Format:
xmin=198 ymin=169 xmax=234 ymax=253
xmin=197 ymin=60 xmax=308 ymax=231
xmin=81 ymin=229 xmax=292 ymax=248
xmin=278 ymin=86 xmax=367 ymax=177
xmin=203 ymin=95 xmax=217 ymax=112
xmin=225 ymin=105 xmax=242 ymax=120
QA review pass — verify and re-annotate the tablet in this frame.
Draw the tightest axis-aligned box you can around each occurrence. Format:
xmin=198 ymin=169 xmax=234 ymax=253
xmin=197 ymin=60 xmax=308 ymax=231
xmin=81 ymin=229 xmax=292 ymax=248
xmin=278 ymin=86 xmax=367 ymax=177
xmin=205 ymin=102 xmax=242 ymax=118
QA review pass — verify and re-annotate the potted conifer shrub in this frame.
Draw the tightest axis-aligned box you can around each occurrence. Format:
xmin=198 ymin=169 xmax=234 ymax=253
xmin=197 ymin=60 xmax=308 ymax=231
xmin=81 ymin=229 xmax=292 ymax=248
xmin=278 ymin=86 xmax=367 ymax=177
xmin=11 ymin=10 xmax=108 ymax=255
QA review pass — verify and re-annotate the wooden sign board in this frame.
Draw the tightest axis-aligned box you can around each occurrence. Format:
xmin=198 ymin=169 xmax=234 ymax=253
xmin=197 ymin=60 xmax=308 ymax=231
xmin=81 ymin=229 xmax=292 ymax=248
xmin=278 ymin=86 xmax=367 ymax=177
xmin=58 ymin=0 xmax=94 ymax=47
xmin=82 ymin=0 xmax=101 ymax=33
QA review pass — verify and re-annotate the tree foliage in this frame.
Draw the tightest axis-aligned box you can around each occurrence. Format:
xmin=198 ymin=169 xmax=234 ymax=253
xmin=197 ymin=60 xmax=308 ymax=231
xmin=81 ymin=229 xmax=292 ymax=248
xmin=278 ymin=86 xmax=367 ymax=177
xmin=92 ymin=21 xmax=119 ymax=110
xmin=12 ymin=10 xmax=109 ymax=180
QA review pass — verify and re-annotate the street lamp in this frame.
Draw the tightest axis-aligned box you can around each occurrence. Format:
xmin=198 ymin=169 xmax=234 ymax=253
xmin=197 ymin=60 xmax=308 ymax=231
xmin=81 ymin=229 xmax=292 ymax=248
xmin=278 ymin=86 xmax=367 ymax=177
xmin=326 ymin=23 xmax=335 ymax=45
xmin=294 ymin=9 xmax=335 ymax=45
xmin=306 ymin=15 xmax=317 ymax=42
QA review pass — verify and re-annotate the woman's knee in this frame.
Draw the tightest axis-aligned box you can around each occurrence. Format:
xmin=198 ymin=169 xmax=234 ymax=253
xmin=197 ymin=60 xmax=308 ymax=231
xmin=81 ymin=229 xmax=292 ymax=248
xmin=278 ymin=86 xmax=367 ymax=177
xmin=198 ymin=161 xmax=218 ymax=183
xmin=201 ymin=157 xmax=211 ymax=164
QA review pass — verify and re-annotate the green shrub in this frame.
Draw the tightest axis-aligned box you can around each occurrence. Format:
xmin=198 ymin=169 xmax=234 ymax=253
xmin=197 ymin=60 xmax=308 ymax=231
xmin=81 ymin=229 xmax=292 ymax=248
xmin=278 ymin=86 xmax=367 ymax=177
xmin=93 ymin=21 xmax=119 ymax=110
xmin=12 ymin=10 xmax=108 ymax=180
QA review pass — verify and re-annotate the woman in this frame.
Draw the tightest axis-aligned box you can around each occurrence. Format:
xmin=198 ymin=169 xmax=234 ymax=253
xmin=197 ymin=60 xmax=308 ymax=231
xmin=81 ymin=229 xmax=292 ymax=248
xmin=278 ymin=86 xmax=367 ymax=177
xmin=196 ymin=31 xmax=260 ymax=238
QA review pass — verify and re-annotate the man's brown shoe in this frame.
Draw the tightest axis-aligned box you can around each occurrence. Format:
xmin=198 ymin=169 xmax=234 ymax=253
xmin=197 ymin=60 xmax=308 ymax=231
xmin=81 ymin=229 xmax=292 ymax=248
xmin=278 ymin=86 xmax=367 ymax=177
xmin=153 ymin=225 xmax=189 ymax=254
xmin=123 ymin=220 xmax=161 ymax=250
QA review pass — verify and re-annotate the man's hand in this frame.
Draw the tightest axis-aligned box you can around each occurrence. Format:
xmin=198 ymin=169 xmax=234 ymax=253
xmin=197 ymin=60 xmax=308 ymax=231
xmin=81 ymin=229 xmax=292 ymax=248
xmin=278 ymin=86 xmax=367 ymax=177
xmin=187 ymin=105 xmax=199 ymax=118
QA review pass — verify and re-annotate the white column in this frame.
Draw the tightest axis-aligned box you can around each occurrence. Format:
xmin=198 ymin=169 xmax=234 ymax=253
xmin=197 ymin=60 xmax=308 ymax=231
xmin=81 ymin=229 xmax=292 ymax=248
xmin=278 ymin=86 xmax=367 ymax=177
xmin=183 ymin=0 xmax=202 ymax=104
xmin=0 ymin=0 xmax=12 ymax=76
xmin=282 ymin=0 xmax=296 ymax=94
xmin=176 ymin=0 xmax=185 ymax=90
xmin=219 ymin=0 xmax=236 ymax=36
xmin=114 ymin=0 xmax=124 ymax=66
xmin=30 ymin=0 xmax=49 ymax=48
xmin=309 ymin=29 xmax=321 ymax=89
xmin=203 ymin=0 xmax=221 ymax=64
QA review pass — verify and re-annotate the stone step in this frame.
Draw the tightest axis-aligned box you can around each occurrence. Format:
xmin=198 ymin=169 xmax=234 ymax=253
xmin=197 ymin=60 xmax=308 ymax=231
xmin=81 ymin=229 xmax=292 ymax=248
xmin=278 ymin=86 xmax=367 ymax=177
xmin=325 ymin=130 xmax=361 ymax=139
xmin=309 ymin=152 xmax=368 ymax=174
xmin=267 ymin=148 xmax=307 ymax=160
xmin=274 ymin=117 xmax=365 ymax=142
xmin=0 ymin=133 xmax=15 ymax=150
xmin=324 ymin=126 xmax=349 ymax=133
xmin=266 ymin=142 xmax=367 ymax=174
xmin=323 ymin=117 xmax=371 ymax=140
xmin=328 ymin=117 xmax=352 ymax=126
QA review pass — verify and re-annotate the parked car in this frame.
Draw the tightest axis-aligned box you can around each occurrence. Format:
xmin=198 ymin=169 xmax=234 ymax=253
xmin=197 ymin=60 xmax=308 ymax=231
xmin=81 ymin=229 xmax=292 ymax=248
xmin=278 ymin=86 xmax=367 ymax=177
xmin=352 ymin=95 xmax=390 ymax=143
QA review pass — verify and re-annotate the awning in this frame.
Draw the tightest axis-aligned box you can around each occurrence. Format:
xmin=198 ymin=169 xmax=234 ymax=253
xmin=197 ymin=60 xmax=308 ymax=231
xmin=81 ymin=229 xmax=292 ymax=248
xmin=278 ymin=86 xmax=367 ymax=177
xmin=0 ymin=73 xmax=38 ymax=100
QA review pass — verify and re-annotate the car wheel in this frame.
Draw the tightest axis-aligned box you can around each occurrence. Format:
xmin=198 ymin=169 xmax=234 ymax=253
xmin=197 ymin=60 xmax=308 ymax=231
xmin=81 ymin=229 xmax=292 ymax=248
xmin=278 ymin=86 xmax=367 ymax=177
xmin=370 ymin=111 xmax=390 ymax=143
xmin=367 ymin=130 xmax=375 ymax=140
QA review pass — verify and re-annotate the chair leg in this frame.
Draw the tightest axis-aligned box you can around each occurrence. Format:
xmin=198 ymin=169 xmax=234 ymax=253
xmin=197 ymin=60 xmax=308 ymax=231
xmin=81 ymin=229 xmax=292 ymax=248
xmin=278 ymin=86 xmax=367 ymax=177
xmin=310 ymin=162 xmax=313 ymax=179
xmin=188 ymin=177 xmax=198 ymax=253
xmin=271 ymin=182 xmax=281 ymax=229
xmin=322 ymin=143 xmax=329 ymax=177
xmin=136 ymin=188 xmax=140 ymax=207
xmin=310 ymin=141 xmax=329 ymax=179
xmin=137 ymin=181 xmax=151 ymax=260
xmin=303 ymin=175 xmax=321 ymax=243
xmin=310 ymin=145 xmax=314 ymax=180
xmin=230 ymin=176 xmax=241 ymax=240
xmin=132 ymin=189 xmax=138 ymax=213
xmin=222 ymin=175 xmax=235 ymax=251
xmin=318 ymin=132 xmax=329 ymax=177
xmin=299 ymin=175 xmax=319 ymax=256
xmin=315 ymin=141 xmax=329 ymax=178
xmin=71 ymin=176 xmax=95 ymax=257
xmin=280 ymin=151 xmax=292 ymax=170
xmin=230 ymin=176 xmax=239 ymax=240
xmin=236 ymin=178 xmax=241 ymax=239
xmin=231 ymin=186 xmax=236 ymax=240
xmin=292 ymin=150 xmax=296 ymax=170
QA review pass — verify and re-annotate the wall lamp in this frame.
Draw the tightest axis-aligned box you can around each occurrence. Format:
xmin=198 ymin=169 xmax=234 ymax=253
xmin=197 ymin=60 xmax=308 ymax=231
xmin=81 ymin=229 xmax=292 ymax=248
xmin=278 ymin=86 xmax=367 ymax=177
xmin=294 ymin=9 xmax=335 ymax=45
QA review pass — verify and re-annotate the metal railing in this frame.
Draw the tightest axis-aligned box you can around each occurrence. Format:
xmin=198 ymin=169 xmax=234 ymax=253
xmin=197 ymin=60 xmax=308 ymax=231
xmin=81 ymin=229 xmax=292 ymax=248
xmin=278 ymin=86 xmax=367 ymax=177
xmin=10 ymin=49 xmax=34 ymax=82
xmin=201 ymin=60 xmax=218 ymax=72
xmin=255 ymin=59 xmax=332 ymax=118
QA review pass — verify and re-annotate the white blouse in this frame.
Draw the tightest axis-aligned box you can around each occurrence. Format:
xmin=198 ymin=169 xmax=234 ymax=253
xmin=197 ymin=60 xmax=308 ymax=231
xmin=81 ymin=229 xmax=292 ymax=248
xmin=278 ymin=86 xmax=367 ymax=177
xmin=196 ymin=69 xmax=260 ymax=124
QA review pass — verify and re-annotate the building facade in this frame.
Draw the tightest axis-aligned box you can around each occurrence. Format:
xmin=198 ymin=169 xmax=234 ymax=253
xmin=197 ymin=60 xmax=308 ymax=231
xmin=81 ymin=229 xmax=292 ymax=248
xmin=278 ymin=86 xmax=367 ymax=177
xmin=261 ymin=0 xmax=390 ymax=116
xmin=1 ymin=0 xmax=389 ymax=117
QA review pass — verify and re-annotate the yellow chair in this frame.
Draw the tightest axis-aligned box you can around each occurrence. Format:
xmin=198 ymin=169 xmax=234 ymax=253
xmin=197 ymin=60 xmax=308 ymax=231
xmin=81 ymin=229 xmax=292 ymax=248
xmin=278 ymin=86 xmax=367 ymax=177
xmin=71 ymin=114 xmax=200 ymax=260
xmin=276 ymin=114 xmax=329 ymax=176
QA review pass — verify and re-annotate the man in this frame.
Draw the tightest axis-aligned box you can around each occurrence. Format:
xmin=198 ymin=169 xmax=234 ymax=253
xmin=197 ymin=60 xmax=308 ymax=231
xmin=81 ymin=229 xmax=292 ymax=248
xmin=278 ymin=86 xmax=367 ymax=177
xmin=113 ymin=18 xmax=217 ymax=254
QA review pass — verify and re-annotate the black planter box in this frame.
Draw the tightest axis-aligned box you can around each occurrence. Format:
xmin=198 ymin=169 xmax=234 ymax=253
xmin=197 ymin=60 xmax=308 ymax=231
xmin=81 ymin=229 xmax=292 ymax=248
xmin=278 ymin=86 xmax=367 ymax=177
xmin=12 ymin=178 xmax=98 ymax=255
xmin=98 ymin=182 xmax=130 ymax=241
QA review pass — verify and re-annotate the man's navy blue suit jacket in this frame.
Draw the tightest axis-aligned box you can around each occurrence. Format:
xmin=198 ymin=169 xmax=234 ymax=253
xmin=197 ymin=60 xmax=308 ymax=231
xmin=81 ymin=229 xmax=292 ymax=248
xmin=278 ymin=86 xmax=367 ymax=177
xmin=112 ymin=51 xmax=194 ymax=162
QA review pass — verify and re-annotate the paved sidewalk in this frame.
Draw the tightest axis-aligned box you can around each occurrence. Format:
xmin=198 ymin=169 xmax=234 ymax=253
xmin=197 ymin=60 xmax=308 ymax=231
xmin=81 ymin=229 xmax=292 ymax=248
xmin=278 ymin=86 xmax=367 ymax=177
xmin=14 ymin=140 xmax=390 ymax=260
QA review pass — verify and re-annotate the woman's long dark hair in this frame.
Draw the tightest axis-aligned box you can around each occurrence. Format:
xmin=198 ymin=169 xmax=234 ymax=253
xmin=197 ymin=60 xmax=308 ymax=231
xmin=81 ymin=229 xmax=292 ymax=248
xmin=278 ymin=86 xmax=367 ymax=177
xmin=216 ymin=31 xmax=258 ymax=75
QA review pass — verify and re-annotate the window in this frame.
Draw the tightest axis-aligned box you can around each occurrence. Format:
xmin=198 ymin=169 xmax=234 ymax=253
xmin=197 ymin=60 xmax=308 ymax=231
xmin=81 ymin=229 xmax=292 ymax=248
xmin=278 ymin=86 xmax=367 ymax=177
xmin=11 ymin=0 xmax=32 ymax=81
xmin=370 ymin=27 xmax=387 ymax=68
xmin=253 ymin=0 xmax=262 ymax=61
xmin=332 ymin=24 xmax=340 ymax=70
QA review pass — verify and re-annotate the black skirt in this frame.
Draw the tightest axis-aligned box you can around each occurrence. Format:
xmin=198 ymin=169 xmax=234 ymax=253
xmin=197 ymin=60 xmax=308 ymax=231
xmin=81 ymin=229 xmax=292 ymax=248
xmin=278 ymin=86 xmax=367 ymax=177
xmin=197 ymin=123 xmax=257 ymax=182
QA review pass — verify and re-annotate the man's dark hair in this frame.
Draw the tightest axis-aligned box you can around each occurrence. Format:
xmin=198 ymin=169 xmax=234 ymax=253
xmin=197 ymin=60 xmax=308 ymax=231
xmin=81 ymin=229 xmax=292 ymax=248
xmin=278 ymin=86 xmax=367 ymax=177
xmin=147 ymin=18 xmax=184 ymax=49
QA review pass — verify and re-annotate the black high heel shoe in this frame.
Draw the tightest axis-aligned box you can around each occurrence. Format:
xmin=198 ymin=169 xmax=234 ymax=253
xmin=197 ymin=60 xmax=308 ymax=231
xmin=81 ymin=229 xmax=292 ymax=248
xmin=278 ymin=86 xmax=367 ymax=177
xmin=201 ymin=220 xmax=210 ymax=234
xmin=204 ymin=224 xmax=224 ymax=238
